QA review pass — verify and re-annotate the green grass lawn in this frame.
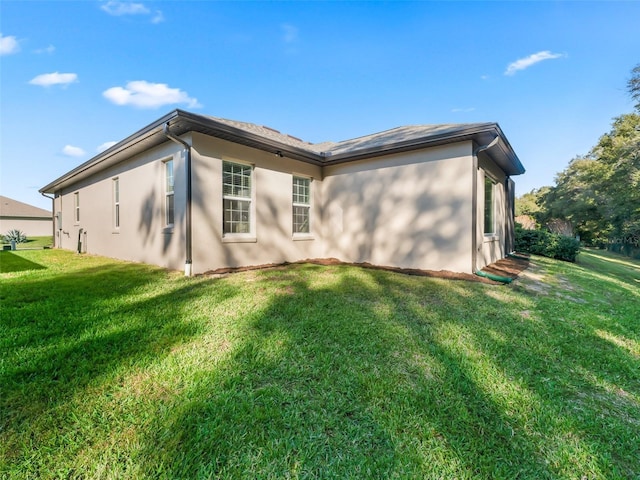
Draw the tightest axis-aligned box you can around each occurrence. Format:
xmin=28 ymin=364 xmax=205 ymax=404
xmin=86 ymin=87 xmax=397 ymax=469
xmin=3 ymin=235 xmax=53 ymax=250
xmin=1 ymin=249 xmax=638 ymax=479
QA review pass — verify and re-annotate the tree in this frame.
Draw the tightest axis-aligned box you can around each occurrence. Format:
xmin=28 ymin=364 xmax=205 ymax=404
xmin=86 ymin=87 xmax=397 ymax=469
xmin=628 ymin=63 xmax=640 ymax=111
xmin=515 ymin=187 xmax=552 ymax=229
xmin=541 ymin=156 xmax=611 ymax=244
xmin=540 ymin=113 xmax=640 ymax=247
xmin=515 ymin=188 xmax=545 ymax=217
xmin=590 ymin=113 xmax=640 ymax=243
xmin=525 ymin=66 xmax=640 ymax=256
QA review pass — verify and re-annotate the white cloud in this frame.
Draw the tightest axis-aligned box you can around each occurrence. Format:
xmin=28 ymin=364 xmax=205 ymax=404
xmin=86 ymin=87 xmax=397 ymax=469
xmin=34 ymin=45 xmax=56 ymax=54
xmin=97 ymin=141 xmax=118 ymax=153
xmin=62 ymin=145 xmax=86 ymax=157
xmin=282 ymin=24 xmax=298 ymax=43
xmin=101 ymin=1 xmax=164 ymax=23
xmin=451 ymin=107 xmax=476 ymax=113
xmin=0 ymin=33 xmax=20 ymax=56
xmin=29 ymin=72 xmax=78 ymax=87
xmin=151 ymin=10 xmax=165 ymax=24
xmin=103 ymin=80 xmax=201 ymax=109
xmin=505 ymin=51 xmax=566 ymax=76
xmin=101 ymin=1 xmax=149 ymax=15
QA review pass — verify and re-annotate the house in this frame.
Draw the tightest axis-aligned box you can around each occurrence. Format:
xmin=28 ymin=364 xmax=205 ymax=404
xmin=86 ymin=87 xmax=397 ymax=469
xmin=0 ymin=196 xmax=53 ymax=238
xmin=40 ymin=109 xmax=525 ymax=276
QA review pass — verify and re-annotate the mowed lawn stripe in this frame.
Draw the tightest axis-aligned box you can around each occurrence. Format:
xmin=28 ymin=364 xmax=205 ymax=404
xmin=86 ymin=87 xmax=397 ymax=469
xmin=1 ymin=249 xmax=638 ymax=479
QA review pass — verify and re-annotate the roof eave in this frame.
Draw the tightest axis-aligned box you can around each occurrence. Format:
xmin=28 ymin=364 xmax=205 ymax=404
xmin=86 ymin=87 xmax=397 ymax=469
xmin=40 ymin=114 xmax=524 ymax=194
xmin=175 ymin=111 xmax=324 ymax=165
xmin=40 ymin=110 xmax=327 ymax=194
xmin=321 ymin=123 xmax=525 ymax=176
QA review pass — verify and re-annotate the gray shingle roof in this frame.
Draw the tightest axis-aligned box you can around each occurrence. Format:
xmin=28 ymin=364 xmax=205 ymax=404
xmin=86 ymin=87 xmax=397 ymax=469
xmin=205 ymin=116 xmax=319 ymax=151
xmin=316 ymin=124 xmax=492 ymax=157
xmin=205 ymin=116 xmax=494 ymax=157
xmin=40 ymin=109 xmax=524 ymax=194
xmin=0 ymin=196 xmax=51 ymax=218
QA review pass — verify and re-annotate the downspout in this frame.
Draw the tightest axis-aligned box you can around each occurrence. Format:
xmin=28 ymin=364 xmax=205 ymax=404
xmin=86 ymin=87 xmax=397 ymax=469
xmin=471 ymin=136 xmax=499 ymax=273
xmin=41 ymin=192 xmax=55 ymax=248
xmin=163 ymin=123 xmax=193 ymax=276
xmin=505 ymin=176 xmax=512 ymax=254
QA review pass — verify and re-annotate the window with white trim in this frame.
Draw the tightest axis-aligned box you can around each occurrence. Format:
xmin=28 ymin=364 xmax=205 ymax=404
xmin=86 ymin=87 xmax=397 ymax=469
xmin=164 ymin=159 xmax=174 ymax=226
xmin=222 ymin=161 xmax=252 ymax=234
xmin=74 ymin=192 xmax=80 ymax=223
xmin=484 ymin=175 xmax=495 ymax=235
xmin=113 ymin=178 xmax=120 ymax=229
xmin=292 ymin=176 xmax=311 ymax=234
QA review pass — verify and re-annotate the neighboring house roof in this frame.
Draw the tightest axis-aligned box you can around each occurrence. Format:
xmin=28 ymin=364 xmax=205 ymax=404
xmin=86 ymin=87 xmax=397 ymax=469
xmin=41 ymin=109 xmax=525 ymax=194
xmin=0 ymin=196 xmax=51 ymax=219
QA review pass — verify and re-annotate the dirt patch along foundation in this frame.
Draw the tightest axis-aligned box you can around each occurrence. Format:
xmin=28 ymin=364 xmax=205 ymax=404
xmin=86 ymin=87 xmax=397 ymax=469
xmin=203 ymin=255 xmax=530 ymax=285
xmin=480 ymin=255 xmax=530 ymax=280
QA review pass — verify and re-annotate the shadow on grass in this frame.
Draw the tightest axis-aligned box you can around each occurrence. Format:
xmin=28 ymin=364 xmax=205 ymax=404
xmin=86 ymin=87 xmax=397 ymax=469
xmin=137 ymin=264 xmax=639 ymax=478
xmin=2 ymin=256 xmax=638 ymax=477
xmin=0 ymin=262 xmax=239 ymax=444
xmin=0 ymin=251 xmax=47 ymax=273
xmin=135 ymin=271 xmax=532 ymax=477
xmin=578 ymin=249 xmax=640 ymax=290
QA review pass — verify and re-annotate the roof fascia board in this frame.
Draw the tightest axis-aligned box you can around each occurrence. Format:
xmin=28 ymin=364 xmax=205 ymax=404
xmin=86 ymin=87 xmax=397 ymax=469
xmin=0 ymin=215 xmax=52 ymax=220
xmin=40 ymin=112 xmax=524 ymax=194
xmin=324 ymin=124 xmax=524 ymax=176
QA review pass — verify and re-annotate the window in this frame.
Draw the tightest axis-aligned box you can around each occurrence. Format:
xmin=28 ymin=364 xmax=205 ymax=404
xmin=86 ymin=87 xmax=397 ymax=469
xmin=164 ymin=160 xmax=174 ymax=226
xmin=484 ymin=176 xmax=495 ymax=235
xmin=292 ymin=176 xmax=311 ymax=234
xmin=113 ymin=178 xmax=120 ymax=229
xmin=74 ymin=192 xmax=80 ymax=223
xmin=222 ymin=161 xmax=252 ymax=234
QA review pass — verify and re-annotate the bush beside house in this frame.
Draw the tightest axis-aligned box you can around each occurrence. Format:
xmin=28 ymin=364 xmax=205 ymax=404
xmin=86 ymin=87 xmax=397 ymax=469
xmin=3 ymin=229 xmax=28 ymax=244
xmin=515 ymin=223 xmax=581 ymax=262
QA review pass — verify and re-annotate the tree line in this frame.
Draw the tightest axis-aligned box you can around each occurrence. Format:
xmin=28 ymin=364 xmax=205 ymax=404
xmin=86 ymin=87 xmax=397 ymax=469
xmin=516 ymin=65 xmax=640 ymax=258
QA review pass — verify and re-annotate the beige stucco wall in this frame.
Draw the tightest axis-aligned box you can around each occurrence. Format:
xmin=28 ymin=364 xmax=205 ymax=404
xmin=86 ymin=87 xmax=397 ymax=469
xmin=322 ymin=142 xmax=474 ymax=273
xmin=54 ymin=140 xmax=187 ymax=271
xmin=190 ymin=132 xmax=324 ymax=273
xmin=1 ymin=217 xmax=52 ymax=237
xmin=50 ymin=133 xmax=515 ymax=275
xmin=475 ymin=153 xmax=508 ymax=271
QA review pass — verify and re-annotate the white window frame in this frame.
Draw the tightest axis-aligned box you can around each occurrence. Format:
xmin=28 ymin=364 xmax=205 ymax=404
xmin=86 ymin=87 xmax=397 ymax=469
xmin=164 ymin=159 xmax=175 ymax=227
xmin=222 ymin=160 xmax=255 ymax=242
xmin=292 ymin=175 xmax=313 ymax=239
xmin=484 ymin=174 xmax=496 ymax=236
xmin=113 ymin=177 xmax=120 ymax=230
xmin=74 ymin=192 xmax=80 ymax=224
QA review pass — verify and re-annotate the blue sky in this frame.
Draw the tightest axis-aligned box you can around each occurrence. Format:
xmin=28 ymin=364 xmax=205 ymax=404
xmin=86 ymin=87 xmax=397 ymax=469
xmin=2 ymin=1 xmax=639 ymax=210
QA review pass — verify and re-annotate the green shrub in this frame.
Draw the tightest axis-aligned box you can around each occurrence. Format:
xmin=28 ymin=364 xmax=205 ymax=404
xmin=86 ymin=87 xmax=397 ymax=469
xmin=3 ymin=229 xmax=28 ymax=244
xmin=515 ymin=223 xmax=580 ymax=262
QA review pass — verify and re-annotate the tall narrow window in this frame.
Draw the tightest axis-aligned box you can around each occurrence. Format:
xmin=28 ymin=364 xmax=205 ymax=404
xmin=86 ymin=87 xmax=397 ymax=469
xmin=164 ymin=160 xmax=174 ymax=226
xmin=113 ymin=178 xmax=120 ymax=229
xmin=484 ymin=176 xmax=495 ymax=235
xmin=74 ymin=192 xmax=80 ymax=223
xmin=222 ymin=161 xmax=252 ymax=234
xmin=292 ymin=176 xmax=311 ymax=234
